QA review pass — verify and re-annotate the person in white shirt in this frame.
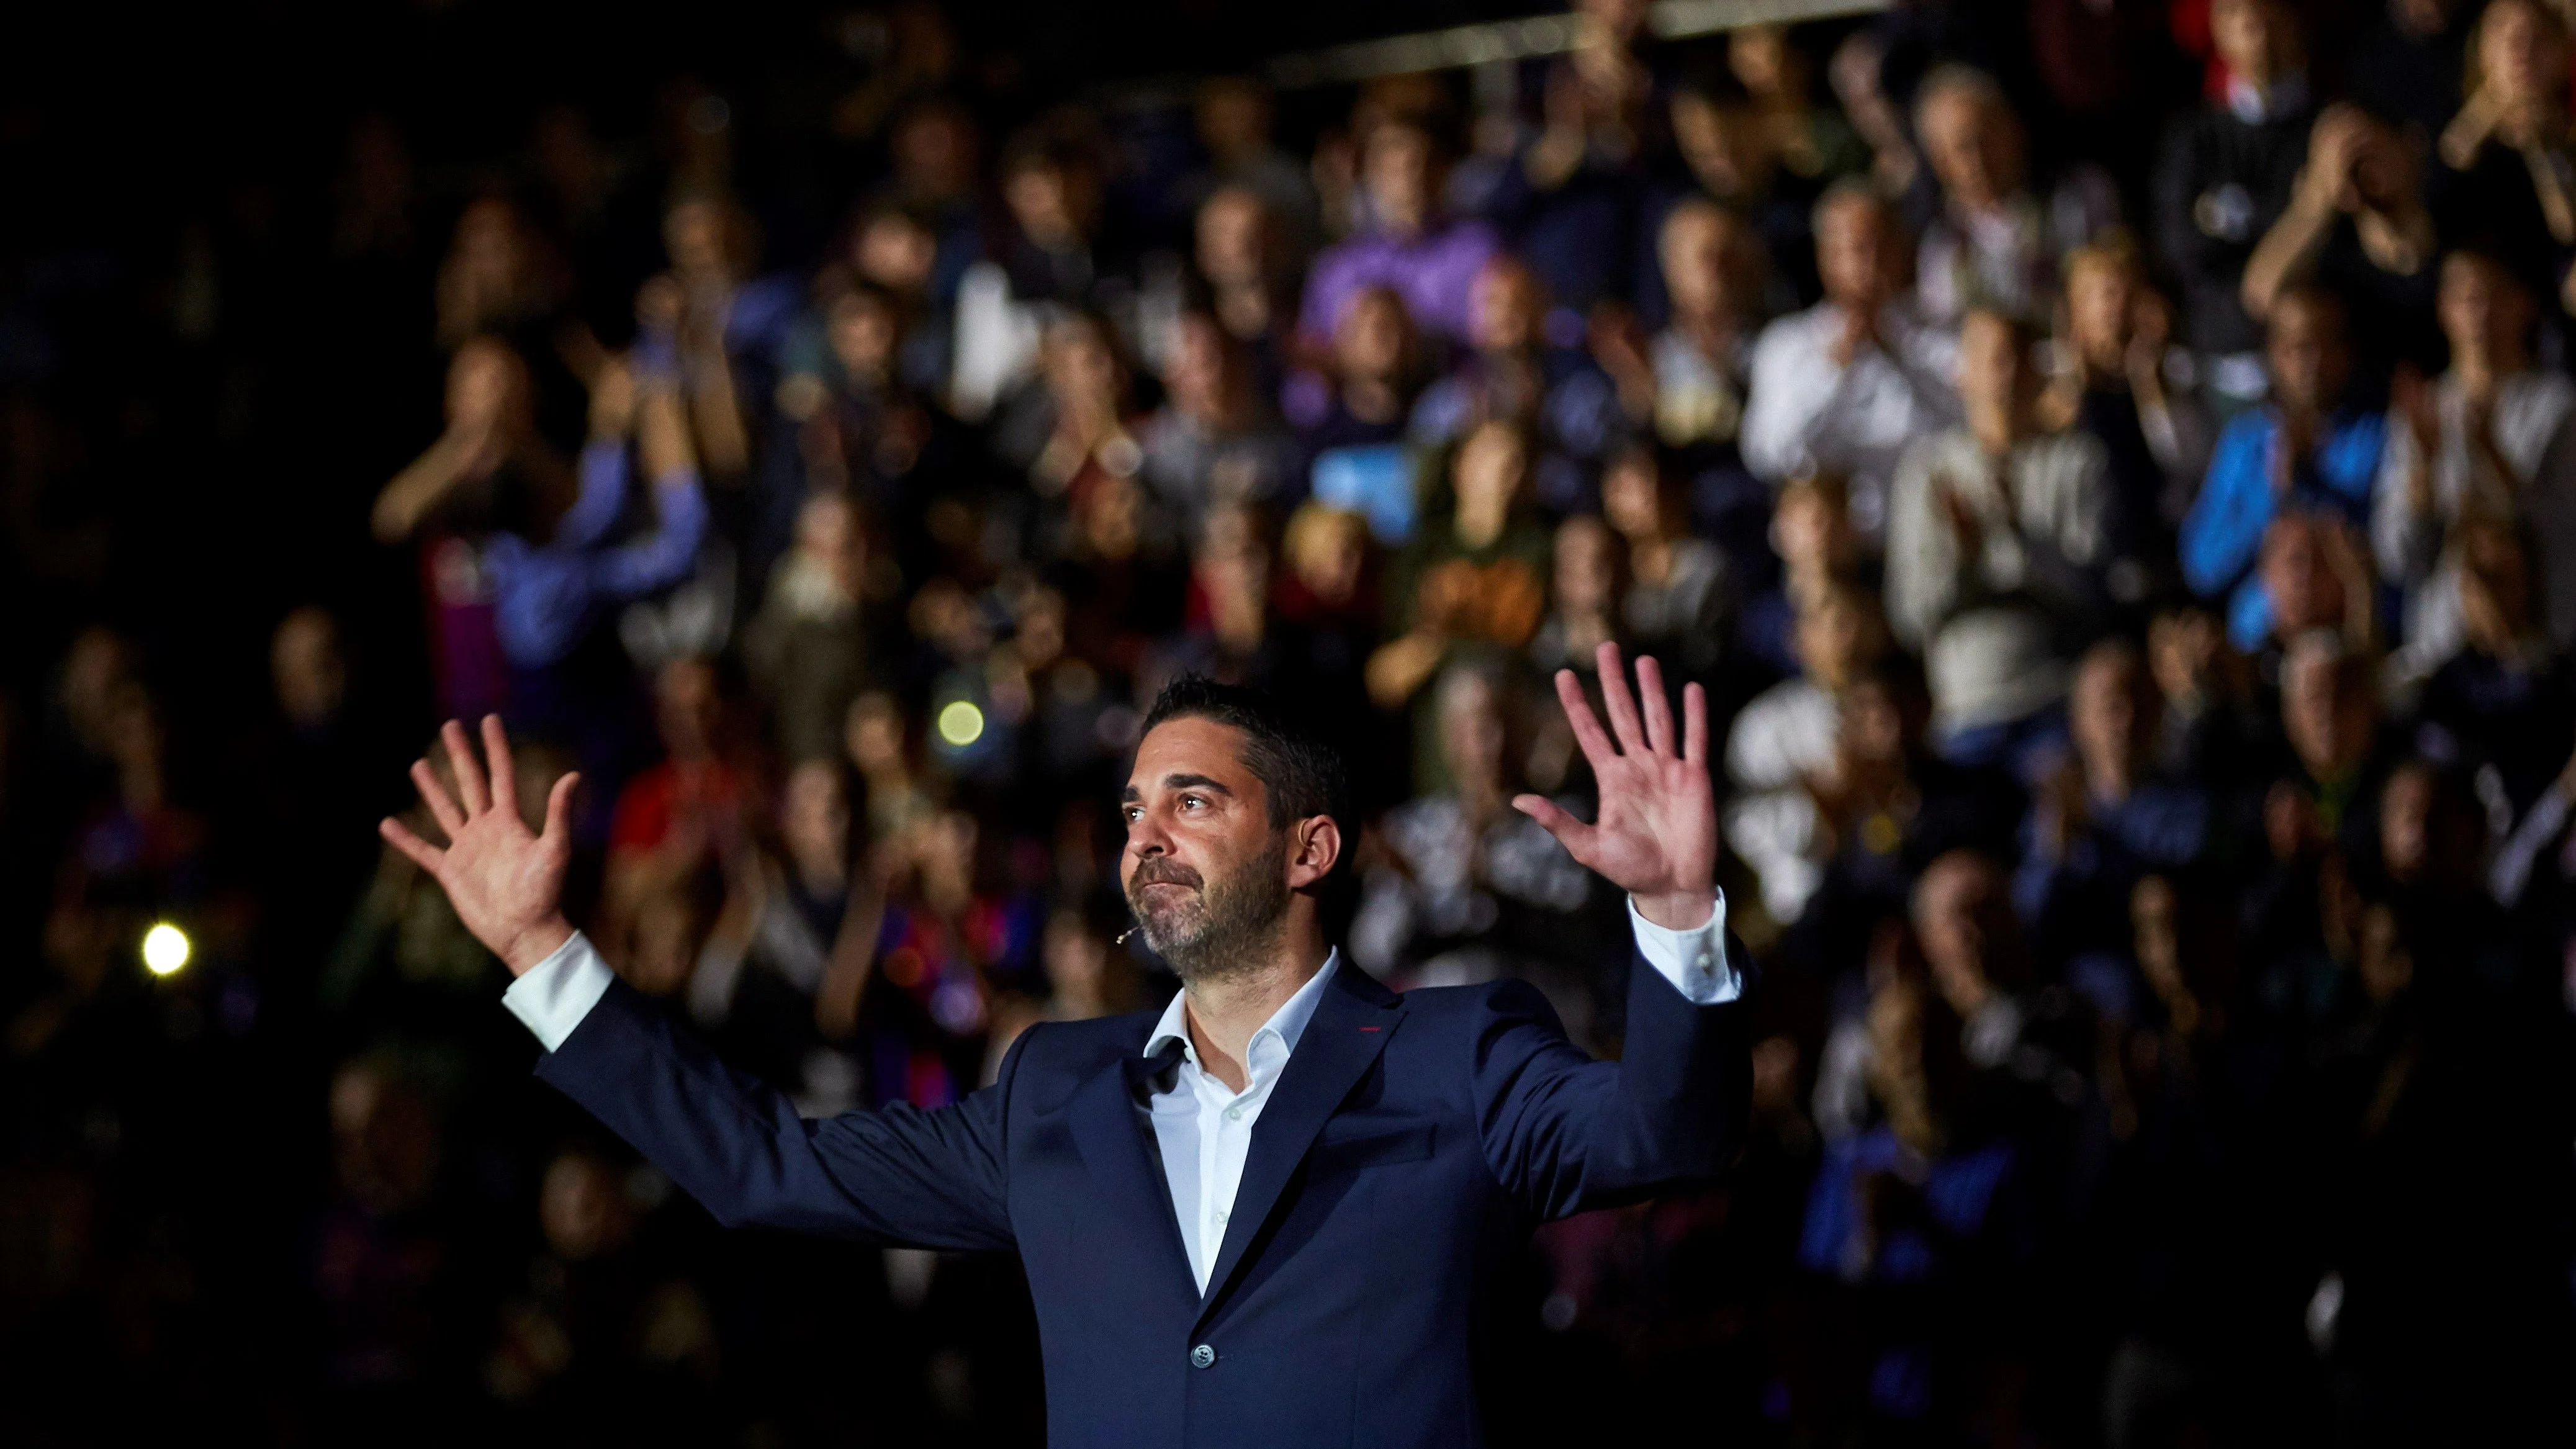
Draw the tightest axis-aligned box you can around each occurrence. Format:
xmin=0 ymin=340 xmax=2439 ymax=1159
xmin=1726 ymin=582 xmax=1888 ymax=925
xmin=1885 ymin=307 xmax=2114 ymax=762
xmin=2376 ymin=250 xmax=2576 ymax=687
xmin=1741 ymin=181 xmax=1963 ymax=539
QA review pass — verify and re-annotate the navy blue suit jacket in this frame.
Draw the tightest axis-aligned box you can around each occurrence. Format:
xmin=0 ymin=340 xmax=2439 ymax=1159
xmin=535 ymin=942 xmax=1752 ymax=1448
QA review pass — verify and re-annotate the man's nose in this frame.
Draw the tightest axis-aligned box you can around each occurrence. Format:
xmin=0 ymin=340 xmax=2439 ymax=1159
xmin=1127 ymin=809 xmax=1172 ymax=855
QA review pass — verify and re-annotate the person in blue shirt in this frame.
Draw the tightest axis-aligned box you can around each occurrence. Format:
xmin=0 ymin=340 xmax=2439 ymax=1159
xmin=484 ymin=357 xmax=711 ymax=842
xmin=2180 ymin=286 xmax=2387 ymax=649
xmin=484 ymin=359 xmax=710 ymax=674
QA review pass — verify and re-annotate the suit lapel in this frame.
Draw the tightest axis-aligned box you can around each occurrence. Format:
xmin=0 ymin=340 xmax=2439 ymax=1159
xmin=1068 ymin=1038 xmax=1201 ymax=1304
xmin=1194 ymin=961 xmax=1403 ymax=1322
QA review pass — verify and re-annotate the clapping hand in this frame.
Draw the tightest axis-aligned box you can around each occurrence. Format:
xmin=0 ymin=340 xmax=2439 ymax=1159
xmin=380 ymin=716 xmax=582 ymax=975
xmin=1513 ymin=642 xmax=1718 ymax=931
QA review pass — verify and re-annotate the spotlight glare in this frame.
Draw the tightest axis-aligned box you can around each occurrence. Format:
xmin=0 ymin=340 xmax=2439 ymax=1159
xmin=142 ymin=923 xmax=192 ymax=977
xmin=937 ymin=700 xmax=986 ymax=747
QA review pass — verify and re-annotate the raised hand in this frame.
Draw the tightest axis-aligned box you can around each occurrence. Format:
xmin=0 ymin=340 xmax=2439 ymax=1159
xmin=380 ymin=715 xmax=581 ymax=975
xmin=1513 ymin=642 xmax=1718 ymax=931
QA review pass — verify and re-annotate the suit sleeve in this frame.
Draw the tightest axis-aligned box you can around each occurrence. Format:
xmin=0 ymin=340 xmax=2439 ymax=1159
xmin=1471 ymin=934 xmax=1754 ymax=1221
xmin=531 ymin=950 xmax=1021 ymax=1252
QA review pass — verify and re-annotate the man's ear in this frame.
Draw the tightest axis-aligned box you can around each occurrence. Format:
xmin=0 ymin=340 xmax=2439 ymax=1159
xmin=1286 ymin=815 xmax=1343 ymax=891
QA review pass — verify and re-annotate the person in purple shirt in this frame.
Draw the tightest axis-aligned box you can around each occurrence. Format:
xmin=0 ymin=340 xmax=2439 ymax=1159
xmin=1298 ymin=116 xmax=1500 ymax=354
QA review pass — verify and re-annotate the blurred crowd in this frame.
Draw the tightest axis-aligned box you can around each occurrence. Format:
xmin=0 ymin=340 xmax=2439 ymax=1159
xmin=4 ymin=0 xmax=2576 ymax=1444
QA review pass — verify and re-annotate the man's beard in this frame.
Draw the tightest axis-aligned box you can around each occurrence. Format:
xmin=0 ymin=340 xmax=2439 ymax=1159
xmin=1125 ymin=839 xmax=1290 ymax=984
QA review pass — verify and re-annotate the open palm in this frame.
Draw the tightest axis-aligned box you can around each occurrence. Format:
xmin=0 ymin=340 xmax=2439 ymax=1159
xmin=1514 ymin=643 xmax=1718 ymax=931
xmin=381 ymin=716 xmax=581 ymax=975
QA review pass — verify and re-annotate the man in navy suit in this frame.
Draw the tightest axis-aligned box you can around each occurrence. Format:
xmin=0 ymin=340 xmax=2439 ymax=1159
xmin=382 ymin=641 xmax=1751 ymax=1448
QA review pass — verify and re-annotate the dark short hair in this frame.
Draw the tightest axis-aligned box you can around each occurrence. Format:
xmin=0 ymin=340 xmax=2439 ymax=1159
xmin=1140 ymin=676 xmax=1351 ymax=836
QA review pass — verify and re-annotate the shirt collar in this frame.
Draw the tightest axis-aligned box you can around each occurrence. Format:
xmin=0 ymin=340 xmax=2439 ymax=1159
xmin=1144 ymin=947 xmax=1342 ymax=1069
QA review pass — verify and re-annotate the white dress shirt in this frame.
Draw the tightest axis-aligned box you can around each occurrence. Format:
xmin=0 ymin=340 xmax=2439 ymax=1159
xmin=2371 ymin=370 xmax=2576 ymax=688
xmin=503 ymin=892 xmax=1742 ymax=1293
xmin=1739 ymin=297 xmax=1962 ymax=539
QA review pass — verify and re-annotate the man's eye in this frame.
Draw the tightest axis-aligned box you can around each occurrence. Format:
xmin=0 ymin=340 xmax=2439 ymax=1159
xmin=1181 ymin=795 xmax=1204 ymax=810
xmin=1124 ymin=806 xmax=1142 ymax=822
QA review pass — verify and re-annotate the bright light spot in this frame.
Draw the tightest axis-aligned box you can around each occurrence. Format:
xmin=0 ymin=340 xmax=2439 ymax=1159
xmin=142 ymin=923 xmax=192 ymax=977
xmin=937 ymin=700 xmax=986 ymax=747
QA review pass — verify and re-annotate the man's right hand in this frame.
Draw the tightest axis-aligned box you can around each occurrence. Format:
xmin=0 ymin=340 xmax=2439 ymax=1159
xmin=381 ymin=716 xmax=581 ymax=975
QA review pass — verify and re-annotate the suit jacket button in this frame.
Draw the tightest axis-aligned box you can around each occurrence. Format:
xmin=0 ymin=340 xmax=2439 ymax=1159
xmin=1190 ymin=1343 xmax=1216 ymax=1369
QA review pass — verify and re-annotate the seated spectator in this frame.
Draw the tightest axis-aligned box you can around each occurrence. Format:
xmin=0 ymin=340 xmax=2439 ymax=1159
xmin=2148 ymin=600 xmax=2257 ymax=783
xmin=838 ymin=202 xmax=957 ymax=396
xmin=2415 ymin=519 xmax=2574 ymax=807
xmin=1529 ymin=513 xmax=1628 ymax=679
xmin=1798 ymin=952 xmax=2031 ymax=1433
xmin=484 ymin=1147 xmax=720 ymax=1435
xmin=1742 ymin=471 xmax=1865 ymax=675
xmin=605 ymin=656 xmax=750 ymax=948
xmin=1726 ymin=582 xmax=1888 ymax=924
xmin=1632 ymin=199 xmax=1769 ymax=461
xmin=1742 ymin=182 xmax=1962 ymax=538
xmin=1886 ymin=307 xmax=2113 ymax=770
xmin=952 ymin=127 xmax=1116 ymax=420
xmin=644 ymin=192 xmax=802 ymax=480
xmin=1191 ymin=184 xmax=1300 ymax=394
xmin=1496 ymin=17 xmax=1657 ymax=323
xmin=844 ymin=690 xmax=935 ymax=847
xmin=2241 ymin=104 xmax=2441 ymax=382
xmin=1182 ymin=78 xmax=1321 ymax=264
xmin=373 ymin=340 xmax=572 ymax=721
xmin=1598 ymin=199 xmax=1777 ymax=585
xmin=1910 ymin=66 xmax=2059 ymax=327
xmin=434 ymin=192 xmax=590 ymax=446
xmin=993 ymin=314 xmax=1158 ymax=560
xmin=776 ymin=282 xmax=948 ymax=528
xmin=2378 ymin=251 xmax=2576 ymax=681
xmin=1410 ymin=255 xmax=1621 ymax=513
xmin=2182 ymin=287 xmax=2388 ymax=649
xmin=677 ymin=762 xmax=865 ymax=1101
xmin=2015 ymin=639 xmax=2215 ymax=975
xmin=2043 ymin=242 xmax=2213 ymax=572
xmin=1140 ymin=310 xmax=1300 ymax=530
xmin=1368 ymin=421 xmax=1554 ymax=781
xmin=2277 ymin=628 xmax=2398 ymax=846
xmin=1287 ymin=286 xmax=1422 ymax=491
xmin=1299 ymin=115 xmax=1501 ymax=353
xmin=744 ymin=491 xmax=870 ymax=767
xmin=2153 ymin=0 xmax=2318 ymax=411
xmin=2436 ymin=0 xmax=2576 ymax=317
xmin=480 ymin=360 xmax=712 ymax=682
xmin=813 ymin=807 xmax=1036 ymax=1109
xmin=1795 ymin=661 xmax=2029 ymax=965
xmin=1348 ymin=662 xmax=1600 ymax=1001
xmin=1146 ymin=502 xmax=1325 ymax=702
xmin=1601 ymin=445 xmax=1732 ymax=682
xmin=1728 ymin=22 xmax=1869 ymax=189
xmin=1662 ymin=84 xmax=1821 ymax=308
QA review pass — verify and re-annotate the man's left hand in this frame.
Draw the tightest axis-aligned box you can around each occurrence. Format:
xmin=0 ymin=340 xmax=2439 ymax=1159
xmin=1515 ymin=643 xmax=1718 ymax=931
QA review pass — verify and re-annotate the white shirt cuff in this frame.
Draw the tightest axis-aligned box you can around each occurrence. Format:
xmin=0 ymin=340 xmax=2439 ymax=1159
xmin=502 ymin=931 xmax=615 ymax=1052
xmin=1626 ymin=891 xmax=1742 ymax=1005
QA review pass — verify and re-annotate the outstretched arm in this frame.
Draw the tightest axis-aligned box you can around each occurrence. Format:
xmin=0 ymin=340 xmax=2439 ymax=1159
xmin=382 ymin=716 xmax=1018 ymax=1248
xmin=1487 ymin=643 xmax=1749 ymax=1216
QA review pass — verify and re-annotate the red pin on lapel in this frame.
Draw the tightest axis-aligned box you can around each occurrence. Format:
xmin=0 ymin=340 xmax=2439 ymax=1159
xmin=1358 ymin=1026 xmax=1380 ymax=1032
